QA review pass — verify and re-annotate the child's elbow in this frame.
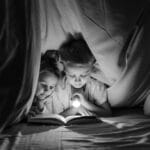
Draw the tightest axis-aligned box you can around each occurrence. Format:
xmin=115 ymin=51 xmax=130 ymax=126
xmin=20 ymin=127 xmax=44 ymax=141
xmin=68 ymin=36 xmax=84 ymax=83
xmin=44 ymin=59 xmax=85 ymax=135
xmin=104 ymin=108 xmax=112 ymax=117
xmin=144 ymin=95 xmax=150 ymax=116
xmin=144 ymin=107 xmax=150 ymax=116
xmin=103 ymin=103 xmax=112 ymax=117
xmin=96 ymin=108 xmax=112 ymax=117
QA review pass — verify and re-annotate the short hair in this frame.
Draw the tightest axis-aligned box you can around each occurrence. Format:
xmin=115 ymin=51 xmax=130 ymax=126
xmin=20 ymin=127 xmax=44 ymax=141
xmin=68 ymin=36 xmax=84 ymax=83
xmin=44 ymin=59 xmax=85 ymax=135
xmin=40 ymin=50 xmax=60 ymax=77
xmin=59 ymin=33 xmax=95 ymax=65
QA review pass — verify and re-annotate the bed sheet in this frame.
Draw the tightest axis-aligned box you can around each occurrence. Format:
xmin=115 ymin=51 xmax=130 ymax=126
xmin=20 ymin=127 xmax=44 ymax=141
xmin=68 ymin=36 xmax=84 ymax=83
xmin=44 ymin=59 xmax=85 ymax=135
xmin=1 ymin=109 xmax=150 ymax=150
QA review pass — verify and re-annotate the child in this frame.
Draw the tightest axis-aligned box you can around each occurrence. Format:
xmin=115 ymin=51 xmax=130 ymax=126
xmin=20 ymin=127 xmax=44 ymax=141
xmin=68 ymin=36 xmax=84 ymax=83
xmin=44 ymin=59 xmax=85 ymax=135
xmin=29 ymin=51 xmax=65 ymax=116
xmin=59 ymin=33 xmax=112 ymax=117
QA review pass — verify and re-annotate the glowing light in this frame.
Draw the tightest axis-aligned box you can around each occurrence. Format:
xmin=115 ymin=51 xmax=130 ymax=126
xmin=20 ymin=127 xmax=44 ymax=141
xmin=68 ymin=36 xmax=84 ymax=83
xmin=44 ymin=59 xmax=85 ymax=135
xmin=72 ymin=98 xmax=81 ymax=108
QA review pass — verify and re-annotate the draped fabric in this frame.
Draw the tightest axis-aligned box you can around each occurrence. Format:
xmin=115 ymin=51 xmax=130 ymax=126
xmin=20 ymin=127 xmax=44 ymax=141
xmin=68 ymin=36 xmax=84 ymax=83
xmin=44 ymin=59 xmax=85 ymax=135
xmin=108 ymin=7 xmax=150 ymax=107
xmin=1 ymin=0 xmax=150 ymax=132
xmin=0 ymin=0 xmax=41 ymax=132
xmin=39 ymin=0 xmax=150 ymax=106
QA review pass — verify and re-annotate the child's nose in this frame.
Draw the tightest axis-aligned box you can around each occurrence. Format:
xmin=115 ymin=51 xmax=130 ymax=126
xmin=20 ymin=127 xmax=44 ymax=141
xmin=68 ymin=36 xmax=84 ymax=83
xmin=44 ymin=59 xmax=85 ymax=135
xmin=75 ymin=77 xmax=81 ymax=82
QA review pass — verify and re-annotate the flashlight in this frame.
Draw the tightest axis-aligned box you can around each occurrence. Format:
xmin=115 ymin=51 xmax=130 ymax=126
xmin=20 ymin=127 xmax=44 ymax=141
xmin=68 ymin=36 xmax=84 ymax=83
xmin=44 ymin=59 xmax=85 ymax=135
xmin=71 ymin=95 xmax=81 ymax=108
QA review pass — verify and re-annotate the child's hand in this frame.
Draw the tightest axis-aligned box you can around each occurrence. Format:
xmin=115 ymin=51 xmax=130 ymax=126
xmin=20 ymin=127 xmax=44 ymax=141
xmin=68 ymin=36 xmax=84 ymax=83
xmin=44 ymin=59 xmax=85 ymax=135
xmin=28 ymin=97 xmax=48 ymax=117
xmin=72 ymin=93 xmax=87 ymax=107
xmin=36 ymin=97 xmax=48 ymax=111
xmin=36 ymin=100 xmax=45 ymax=111
xmin=77 ymin=106 xmax=93 ymax=116
xmin=28 ymin=106 xmax=42 ymax=117
xmin=59 ymin=107 xmax=78 ymax=117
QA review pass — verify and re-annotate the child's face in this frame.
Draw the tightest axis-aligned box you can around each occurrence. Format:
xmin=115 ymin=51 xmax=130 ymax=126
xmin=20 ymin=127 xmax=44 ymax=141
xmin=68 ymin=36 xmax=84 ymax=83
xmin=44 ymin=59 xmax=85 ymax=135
xmin=65 ymin=65 xmax=91 ymax=88
xmin=36 ymin=72 xmax=58 ymax=100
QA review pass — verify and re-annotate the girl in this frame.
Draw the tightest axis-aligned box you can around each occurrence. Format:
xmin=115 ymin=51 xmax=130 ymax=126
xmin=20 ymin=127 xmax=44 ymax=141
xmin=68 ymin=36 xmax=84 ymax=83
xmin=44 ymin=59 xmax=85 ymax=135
xmin=29 ymin=50 xmax=64 ymax=116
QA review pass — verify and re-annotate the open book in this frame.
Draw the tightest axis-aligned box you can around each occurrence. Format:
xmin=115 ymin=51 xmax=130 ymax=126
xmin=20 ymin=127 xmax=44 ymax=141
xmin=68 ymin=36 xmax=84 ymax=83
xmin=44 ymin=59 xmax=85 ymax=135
xmin=28 ymin=113 xmax=102 ymax=125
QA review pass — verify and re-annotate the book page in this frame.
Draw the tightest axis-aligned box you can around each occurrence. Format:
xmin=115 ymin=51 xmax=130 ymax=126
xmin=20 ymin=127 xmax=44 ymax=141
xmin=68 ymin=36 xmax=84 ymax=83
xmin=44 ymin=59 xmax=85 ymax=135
xmin=28 ymin=113 xmax=67 ymax=125
xmin=65 ymin=115 xmax=82 ymax=122
xmin=65 ymin=115 xmax=101 ymax=125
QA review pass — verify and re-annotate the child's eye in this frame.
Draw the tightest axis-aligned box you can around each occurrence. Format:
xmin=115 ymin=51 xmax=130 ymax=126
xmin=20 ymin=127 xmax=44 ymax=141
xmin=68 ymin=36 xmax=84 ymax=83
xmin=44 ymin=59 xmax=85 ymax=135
xmin=68 ymin=74 xmax=75 ymax=78
xmin=80 ymin=74 xmax=88 ymax=78
xmin=40 ymin=83 xmax=55 ymax=91
xmin=40 ymin=83 xmax=47 ymax=89
xmin=49 ymin=86 xmax=55 ymax=90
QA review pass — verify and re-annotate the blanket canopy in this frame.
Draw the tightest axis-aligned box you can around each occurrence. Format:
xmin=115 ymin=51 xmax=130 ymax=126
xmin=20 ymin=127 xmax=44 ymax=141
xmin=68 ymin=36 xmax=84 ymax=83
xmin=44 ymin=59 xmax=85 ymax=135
xmin=1 ymin=0 xmax=150 ymax=132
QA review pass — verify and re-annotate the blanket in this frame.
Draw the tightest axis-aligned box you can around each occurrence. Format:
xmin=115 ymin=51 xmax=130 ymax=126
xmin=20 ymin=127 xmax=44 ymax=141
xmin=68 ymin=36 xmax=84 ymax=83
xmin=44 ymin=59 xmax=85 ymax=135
xmin=1 ymin=108 xmax=150 ymax=150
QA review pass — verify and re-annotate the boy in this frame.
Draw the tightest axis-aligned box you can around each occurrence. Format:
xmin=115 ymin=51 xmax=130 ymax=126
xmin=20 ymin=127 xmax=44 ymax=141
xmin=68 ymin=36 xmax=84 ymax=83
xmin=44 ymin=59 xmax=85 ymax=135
xmin=59 ymin=33 xmax=112 ymax=117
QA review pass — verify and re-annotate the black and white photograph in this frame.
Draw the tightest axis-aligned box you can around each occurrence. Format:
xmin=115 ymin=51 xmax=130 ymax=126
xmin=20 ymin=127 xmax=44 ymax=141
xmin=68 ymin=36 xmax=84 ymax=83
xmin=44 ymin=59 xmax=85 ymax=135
xmin=1 ymin=0 xmax=150 ymax=149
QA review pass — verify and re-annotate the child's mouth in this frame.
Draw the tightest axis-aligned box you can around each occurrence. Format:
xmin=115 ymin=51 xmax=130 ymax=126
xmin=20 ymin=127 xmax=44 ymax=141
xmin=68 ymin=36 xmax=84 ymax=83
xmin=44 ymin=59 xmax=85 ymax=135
xmin=38 ymin=94 xmax=47 ymax=99
xmin=38 ymin=93 xmax=52 ymax=99
xmin=74 ymin=84 xmax=82 ymax=88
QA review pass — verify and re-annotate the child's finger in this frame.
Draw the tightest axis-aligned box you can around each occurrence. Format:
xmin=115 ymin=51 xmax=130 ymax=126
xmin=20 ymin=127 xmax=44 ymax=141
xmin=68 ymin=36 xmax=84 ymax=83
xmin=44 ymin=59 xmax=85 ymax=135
xmin=34 ymin=107 xmax=43 ymax=114
xmin=78 ymin=107 xmax=89 ymax=116
xmin=73 ymin=93 xmax=85 ymax=101
xmin=72 ymin=93 xmax=81 ymax=98
xmin=30 ymin=106 xmax=43 ymax=115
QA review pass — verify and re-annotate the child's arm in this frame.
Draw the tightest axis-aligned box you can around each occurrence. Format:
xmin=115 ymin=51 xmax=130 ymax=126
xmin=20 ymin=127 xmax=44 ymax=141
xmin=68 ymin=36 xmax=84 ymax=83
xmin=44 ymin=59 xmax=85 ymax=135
xmin=28 ymin=105 xmax=42 ymax=117
xmin=82 ymin=99 xmax=111 ymax=117
xmin=60 ymin=105 xmax=94 ymax=117
xmin=74 ymin=83 xmax=112 ymax=117
xmin=144 ymin=93 xmax=150 ymax=115
xmin=28 ymin=97 xmax=50 ymax=116
xmin=59 ymin=106 xmax=79 ymax=117
xmin=74 ymin=93 xmax=111 ymax=117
